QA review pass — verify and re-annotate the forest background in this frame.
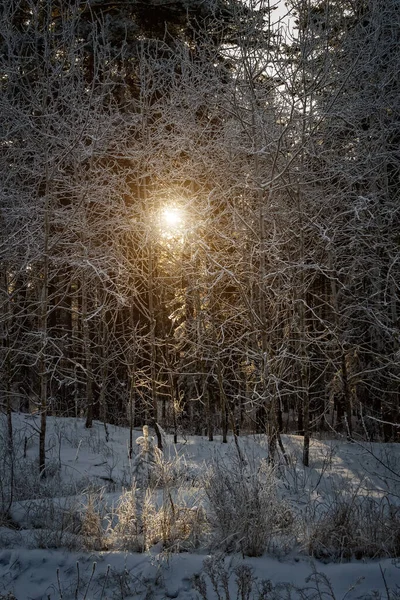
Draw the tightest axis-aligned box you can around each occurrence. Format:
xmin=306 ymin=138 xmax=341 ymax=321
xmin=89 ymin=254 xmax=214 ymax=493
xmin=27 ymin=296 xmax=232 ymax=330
xmin=1 ymin=0 xmax=399 ymax=476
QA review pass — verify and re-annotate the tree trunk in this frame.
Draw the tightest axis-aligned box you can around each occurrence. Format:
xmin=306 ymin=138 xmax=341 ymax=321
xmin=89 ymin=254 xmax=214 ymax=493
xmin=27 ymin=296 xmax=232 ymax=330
xmin=83 ymin=270 xmax=94 ymax=429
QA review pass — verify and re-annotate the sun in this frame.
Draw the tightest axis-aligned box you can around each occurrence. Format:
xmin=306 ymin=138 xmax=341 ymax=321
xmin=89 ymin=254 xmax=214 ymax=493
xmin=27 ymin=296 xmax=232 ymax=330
xmin=161 ymin=206 xmax=183 ymax=228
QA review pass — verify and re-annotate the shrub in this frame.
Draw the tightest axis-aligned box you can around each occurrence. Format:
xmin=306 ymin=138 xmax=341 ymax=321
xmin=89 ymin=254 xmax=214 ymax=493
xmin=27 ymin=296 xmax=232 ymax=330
xmin=110 ymin=451 xmax=206 ymax=554
xmin=192 ymin=554 xmax=289 ymax=600
xmin=108 ymin=482 xmax=143 ymax=552
xmin=204 ymin=451 xmax=293 ymax=557
xmin=81 ymin=489 xmax=106 ymax=551
xmin=136 ymin=486 xmax=206 ymax=552
xmin=306 ymin=488 xmax=400 ymax=561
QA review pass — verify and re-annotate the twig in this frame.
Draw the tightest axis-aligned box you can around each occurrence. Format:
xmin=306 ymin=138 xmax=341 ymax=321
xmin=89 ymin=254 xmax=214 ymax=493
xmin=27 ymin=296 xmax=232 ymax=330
xmin=56 ymin=568 xmax=63 ymax=599
xmin=379 ymin=563 xmax=391 ymax=600
xmin=74 ymin=561 xmax=80 ymax=600
xmin=82 ymin=562 xmax=96 ymax=600
xmin=100 ymin=564 xmax=111 ymax=600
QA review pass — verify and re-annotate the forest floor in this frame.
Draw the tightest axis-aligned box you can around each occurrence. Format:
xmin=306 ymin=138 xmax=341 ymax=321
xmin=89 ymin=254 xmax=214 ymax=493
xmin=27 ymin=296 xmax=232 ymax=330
xmin=0 ymin=413 xmax=399 ymax=599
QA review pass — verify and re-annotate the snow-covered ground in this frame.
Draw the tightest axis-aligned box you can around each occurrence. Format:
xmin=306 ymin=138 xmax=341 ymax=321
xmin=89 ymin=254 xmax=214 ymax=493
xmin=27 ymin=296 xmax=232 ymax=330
xmin=0 ymin=413 xmax=399 ymax=599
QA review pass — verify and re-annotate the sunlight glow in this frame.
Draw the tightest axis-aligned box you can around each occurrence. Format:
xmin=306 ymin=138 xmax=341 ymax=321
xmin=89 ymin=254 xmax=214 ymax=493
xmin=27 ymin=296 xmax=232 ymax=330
xmin=161 ymin=206 xmax=184 ymax=229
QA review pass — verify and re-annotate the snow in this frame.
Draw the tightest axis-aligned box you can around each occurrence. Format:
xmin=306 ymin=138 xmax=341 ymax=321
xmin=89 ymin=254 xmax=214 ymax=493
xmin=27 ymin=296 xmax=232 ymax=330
xmin=1 ymin=546 xmax=399 ymax=599
xmin=0 ymin=413 xmax=399 ymax=599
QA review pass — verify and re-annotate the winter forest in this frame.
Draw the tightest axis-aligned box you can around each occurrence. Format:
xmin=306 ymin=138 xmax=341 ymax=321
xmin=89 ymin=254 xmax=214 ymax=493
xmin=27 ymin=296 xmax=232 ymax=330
xmin=0 ymin=0 xmax=400 ymax=598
